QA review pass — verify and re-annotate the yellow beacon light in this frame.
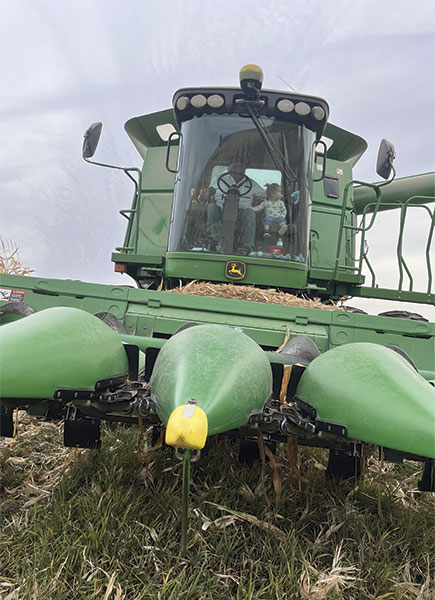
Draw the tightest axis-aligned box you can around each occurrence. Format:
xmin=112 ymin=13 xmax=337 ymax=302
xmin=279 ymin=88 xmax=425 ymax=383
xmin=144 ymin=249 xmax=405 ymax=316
xmin=239 ymin=64 xmax=264 ymax=96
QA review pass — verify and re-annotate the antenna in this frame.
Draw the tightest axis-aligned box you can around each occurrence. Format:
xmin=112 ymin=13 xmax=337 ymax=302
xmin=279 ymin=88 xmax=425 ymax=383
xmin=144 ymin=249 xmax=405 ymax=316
xmin=277 ymin=75 xmax=297 ymax=93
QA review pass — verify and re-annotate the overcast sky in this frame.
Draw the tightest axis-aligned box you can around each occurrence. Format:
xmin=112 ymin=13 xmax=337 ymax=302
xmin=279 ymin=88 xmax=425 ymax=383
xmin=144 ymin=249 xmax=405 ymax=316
xmin=0 ymin=0 xmax=434 ymax=318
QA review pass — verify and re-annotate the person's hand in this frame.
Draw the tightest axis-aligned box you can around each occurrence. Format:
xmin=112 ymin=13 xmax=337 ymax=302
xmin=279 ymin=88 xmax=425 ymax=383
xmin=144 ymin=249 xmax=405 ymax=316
xmin=291 ymin=190 xmax=300 ymax=204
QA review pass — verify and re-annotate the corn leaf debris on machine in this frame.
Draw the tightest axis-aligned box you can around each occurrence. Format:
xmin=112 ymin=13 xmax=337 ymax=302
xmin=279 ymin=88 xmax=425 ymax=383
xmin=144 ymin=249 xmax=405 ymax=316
xmin=1 ymin=65 xmax=434 ymax=551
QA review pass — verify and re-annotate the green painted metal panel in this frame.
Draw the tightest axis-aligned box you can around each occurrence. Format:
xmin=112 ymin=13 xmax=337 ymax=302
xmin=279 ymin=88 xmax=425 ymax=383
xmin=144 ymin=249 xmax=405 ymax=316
xmin=0 ymin=307 xmax=129 ymax=399
xmin=310 ymin=158 xmax=361 ymax=280
xmin=140 ymin=147 xmax=176 ymax=191
xmin=135 ymin=193 xmax=172 ymax=256
xmin=165 ymin=252 xmax=308 ymax=288
xmin=124 ymin=109 xmax=177 ymax=155
xmin=353 ymin=172 xmax=435 ymax=214
xmin=1 ymin=273 xmax=433 ymax=378
xmin=111 ymin=253 xmax=164 ymax=265
xmin=114 ymin=147 xmax=174 ymax=265
xmin=322 ymin=123 xmax=368 ymax=166
xmin=150 ymin=324 xmax=272 ymax=435
xmin=0 ymin=274 xmax=130 ymax=318
xmin=297 ymin=342 xmax=435 ymax=458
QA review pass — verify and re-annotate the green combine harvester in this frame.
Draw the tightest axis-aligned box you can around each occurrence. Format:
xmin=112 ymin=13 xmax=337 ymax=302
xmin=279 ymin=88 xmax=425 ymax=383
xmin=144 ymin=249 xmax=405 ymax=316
xmin=1 ymin=65 xmax=434 ymax=551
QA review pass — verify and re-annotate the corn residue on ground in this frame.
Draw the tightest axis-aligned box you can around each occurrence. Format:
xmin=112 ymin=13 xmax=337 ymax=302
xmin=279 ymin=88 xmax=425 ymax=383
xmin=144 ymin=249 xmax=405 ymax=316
xmin=1 ymin=413 xmax=434 ymax=600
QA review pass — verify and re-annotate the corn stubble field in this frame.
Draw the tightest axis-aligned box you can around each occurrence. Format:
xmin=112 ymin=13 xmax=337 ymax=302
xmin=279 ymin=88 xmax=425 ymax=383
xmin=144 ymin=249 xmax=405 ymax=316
xmin=0 ymin=414 xmax=434 ymax=600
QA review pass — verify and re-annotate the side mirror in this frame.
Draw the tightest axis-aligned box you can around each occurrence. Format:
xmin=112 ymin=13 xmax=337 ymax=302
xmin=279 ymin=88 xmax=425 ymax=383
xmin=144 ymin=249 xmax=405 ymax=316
xmin=376 ymin=138 xmax=395 ymax=180
xmin=82 ymin=122 xmax=103 ymax=159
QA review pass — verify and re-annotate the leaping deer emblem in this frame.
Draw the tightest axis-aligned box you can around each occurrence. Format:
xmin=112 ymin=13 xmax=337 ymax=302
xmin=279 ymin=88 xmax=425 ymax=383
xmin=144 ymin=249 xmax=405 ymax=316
xmin=229 ymin=264 xmax=243 ymax=277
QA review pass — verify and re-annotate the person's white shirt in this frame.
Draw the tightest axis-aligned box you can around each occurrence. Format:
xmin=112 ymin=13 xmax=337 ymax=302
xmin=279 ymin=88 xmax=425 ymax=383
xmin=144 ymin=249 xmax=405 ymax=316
xmin=210 ymin=173 xmax=266 ymax=210
xmin=252 ymin=199 xmax=287 ymax=218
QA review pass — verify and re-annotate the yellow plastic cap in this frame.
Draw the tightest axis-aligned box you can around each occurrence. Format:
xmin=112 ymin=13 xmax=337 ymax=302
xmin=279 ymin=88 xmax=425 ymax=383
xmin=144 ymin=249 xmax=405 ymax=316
xmin=165 ymin=404 xmax=208 ymax=450
xmin=239 ymin=64 xmax=263 ymax=86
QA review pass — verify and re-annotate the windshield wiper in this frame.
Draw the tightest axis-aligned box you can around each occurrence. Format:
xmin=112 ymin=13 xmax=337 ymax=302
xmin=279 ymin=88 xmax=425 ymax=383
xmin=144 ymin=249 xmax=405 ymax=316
xmin=242 ymin=102 xmax=298 ymax=184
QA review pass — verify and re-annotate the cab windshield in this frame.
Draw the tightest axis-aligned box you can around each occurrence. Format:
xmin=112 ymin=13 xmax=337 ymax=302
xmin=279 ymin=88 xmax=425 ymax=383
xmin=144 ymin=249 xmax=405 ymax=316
xmin=168 ymin=113 xmax=315 ymax=262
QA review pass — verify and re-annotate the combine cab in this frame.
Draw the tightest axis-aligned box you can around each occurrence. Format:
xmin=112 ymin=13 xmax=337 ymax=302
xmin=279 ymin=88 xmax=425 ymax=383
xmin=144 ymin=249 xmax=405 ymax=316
xmin=1 ymin=65 xmax=434 ymax=552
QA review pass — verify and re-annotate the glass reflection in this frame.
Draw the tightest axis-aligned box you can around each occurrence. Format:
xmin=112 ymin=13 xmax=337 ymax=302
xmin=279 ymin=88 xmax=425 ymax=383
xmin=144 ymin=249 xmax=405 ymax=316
xmin=168 ymin=113 xmax=315 ymax=263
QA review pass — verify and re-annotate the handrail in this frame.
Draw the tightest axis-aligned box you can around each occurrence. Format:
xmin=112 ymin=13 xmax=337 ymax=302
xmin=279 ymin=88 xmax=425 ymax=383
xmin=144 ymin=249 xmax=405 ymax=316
xmin=335 ymin=193 xmax=434 ymax=294
xmin=333 ymin=180 xmax=383 ymax=280
xmin=396 ymin=199 xmax=434 ymax=293
xmin=117 ymin=168 xmax=143 ymax=254
xmin=333 ymin=162 xmax=397 ymax=281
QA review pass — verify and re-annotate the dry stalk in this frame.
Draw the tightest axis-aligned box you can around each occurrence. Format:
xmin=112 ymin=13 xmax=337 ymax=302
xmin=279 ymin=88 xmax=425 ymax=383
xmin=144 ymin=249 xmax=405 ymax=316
xmin=0 ymin=238 xmax=34 ymax=276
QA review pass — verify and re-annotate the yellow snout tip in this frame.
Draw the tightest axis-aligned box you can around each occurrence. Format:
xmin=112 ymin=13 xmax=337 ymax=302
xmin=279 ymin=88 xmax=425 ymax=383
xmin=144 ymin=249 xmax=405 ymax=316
xmin=165 ymin=404 xmax=208 ymax=450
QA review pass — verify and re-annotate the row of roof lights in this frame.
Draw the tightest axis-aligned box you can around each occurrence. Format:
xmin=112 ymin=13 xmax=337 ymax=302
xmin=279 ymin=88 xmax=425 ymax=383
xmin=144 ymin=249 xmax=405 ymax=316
xmin=276 ymin=99 xmax=325 ymax=121
xmin=176 ymin=94 xmax=225 ymax=110
xmin=176 ymin=93 xmax=325 ymax=122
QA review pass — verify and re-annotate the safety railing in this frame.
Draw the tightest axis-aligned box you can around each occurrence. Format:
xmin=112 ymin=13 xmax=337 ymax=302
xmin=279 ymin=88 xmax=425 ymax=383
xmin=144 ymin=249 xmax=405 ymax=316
xmin=333 ymin=179 xmax=434 ymax=294
xmin=115 ymin=169 xmax=143 ymax=254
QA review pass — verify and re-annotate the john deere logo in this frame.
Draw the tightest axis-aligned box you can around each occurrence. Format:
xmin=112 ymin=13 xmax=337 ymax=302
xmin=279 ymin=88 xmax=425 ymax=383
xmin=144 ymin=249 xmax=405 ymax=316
xmin=225 ymin=261 xmax=246 ymax=280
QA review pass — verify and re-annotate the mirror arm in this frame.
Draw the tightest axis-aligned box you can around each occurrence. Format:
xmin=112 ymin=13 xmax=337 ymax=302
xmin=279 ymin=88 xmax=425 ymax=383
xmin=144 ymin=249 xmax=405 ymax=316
xmin=377 ymin=160 xmax=396 ymax=188
xmin=84 ymin=157 xmax=141 ymax=179
xmin=83 ymin=156 xmax=139 ymax=174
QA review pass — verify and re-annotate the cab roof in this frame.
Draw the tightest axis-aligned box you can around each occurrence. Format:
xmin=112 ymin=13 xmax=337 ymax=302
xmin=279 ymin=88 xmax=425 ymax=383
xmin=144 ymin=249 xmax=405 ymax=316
xmin=125 ymin=107 xmax=367 ymax=166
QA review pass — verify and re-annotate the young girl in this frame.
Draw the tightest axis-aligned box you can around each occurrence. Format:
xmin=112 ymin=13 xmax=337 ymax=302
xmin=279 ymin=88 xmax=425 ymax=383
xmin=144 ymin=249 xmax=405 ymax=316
xmin=252 ymin=183 xmax=287 ymax=238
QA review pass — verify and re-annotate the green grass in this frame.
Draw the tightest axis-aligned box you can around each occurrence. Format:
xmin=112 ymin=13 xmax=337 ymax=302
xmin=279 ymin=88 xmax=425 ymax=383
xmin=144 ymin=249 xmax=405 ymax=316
xmin=1 ymin=415 xmax=434 ymax=600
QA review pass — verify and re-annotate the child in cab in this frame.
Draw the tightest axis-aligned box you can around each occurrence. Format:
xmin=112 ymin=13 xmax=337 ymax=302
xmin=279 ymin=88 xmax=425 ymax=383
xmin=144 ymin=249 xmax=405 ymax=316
xmin=253 ymin=183 xmax=288 ymax=238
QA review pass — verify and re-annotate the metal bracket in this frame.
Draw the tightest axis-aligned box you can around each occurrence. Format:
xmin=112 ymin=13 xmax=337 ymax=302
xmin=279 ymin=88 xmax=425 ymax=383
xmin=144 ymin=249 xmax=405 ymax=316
xmin=64 ymin=406 xmax=101 ymax=449
xmin=174 ymin=447 xmax=201 ymax=462
xmin=55 ymin=380 xmax=155 ymax=420
xmin=124 ymin=344 xmax=139 ymax=381
xmin=248 ymin=397 xmax=348 ymax=439
xmin=0 ymin=405 xmax=14 ymax=437
xmin=315 ymin=420 xmax=348 ymax=437
xmin=55 ymin=389 xmax=97 ymax=402
xmin=95 ymin=374 xmax=127 ymax=391
xmin=145 ymin=347 xmax=160 ymax=382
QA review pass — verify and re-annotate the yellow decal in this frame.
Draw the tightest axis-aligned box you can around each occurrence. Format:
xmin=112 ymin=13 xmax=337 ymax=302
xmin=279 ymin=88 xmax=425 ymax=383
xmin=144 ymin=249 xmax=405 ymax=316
xmin=225 ymin=260 xmax=246 ymax=280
